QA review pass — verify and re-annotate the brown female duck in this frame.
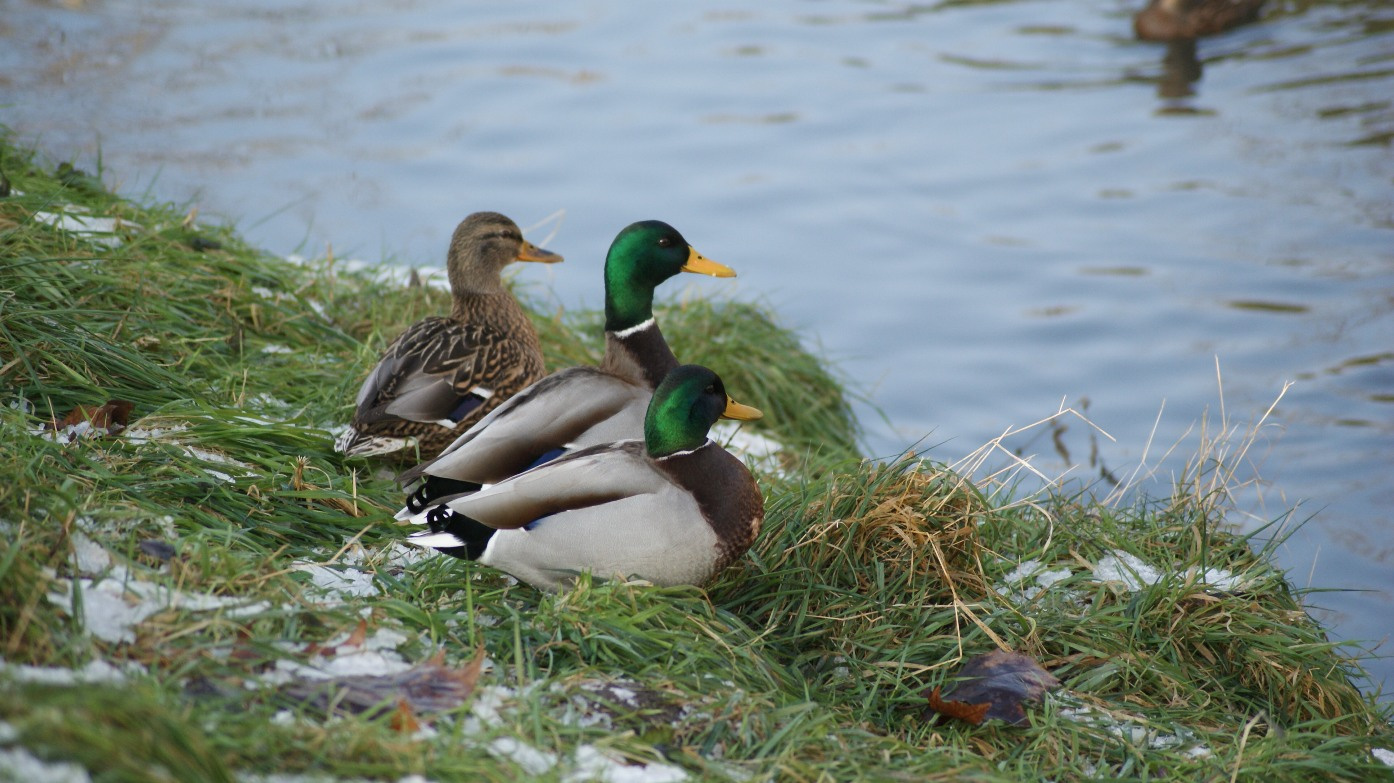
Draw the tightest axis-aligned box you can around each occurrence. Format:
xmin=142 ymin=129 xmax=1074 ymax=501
xmin=334 ymin=211 xmax=561 ymax=460
xmin=1134 ymin=0 xmax=1266 ymax=40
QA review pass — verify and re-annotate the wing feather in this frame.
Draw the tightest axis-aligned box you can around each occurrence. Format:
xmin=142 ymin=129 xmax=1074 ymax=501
xmin=442 ymin=442 xmax=666 ymax=530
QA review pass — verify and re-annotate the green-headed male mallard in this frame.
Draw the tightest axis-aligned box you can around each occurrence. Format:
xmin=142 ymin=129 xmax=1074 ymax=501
xmin=403 ymin=364 xmax=764 ymax=591
xmin=334 ymin=212 xmax=561 ymax=461
xmin=395 ymin=220 xmax=735 ymax=512
xmin=1134 ymin=0 xmax=1266 ymax=40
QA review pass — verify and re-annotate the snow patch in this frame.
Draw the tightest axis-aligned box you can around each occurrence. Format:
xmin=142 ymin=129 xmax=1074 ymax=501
xmin=1 ymin=657 xmax=143 ymax=685
xmin=292 ymin=562 xmax=380 ymax=600
xmin=46 ymin=562 xmax=269 ymax=644
xmin=0 ymin=745 xmax=92 ymax=783
xmin=70 ymin=532 xmax=112 ymax=575
xmin=339 ymin=541 xmax=435 ymax=571
xmin=566 ymin=745 xmax=688 ymax=783
xmin=251 ymin=627 xmax=413 ymax=687
xmin=998 ymin=559 xmax=1074 ymax=602
xmin=123 ymin=425 xmax=254 ymax=483
xmin=122 ymin=424 xmax=191 ymax=443
xmin=1091 ymin=551 xmax=1163 ymax=590
xmin=1091 ymin=551 xmax=1250 ymax=593
xmin=488 ymin=737 xmax=558 ymax=777
xmin=32 ymin=210 xmax=139 ymax=248
xmin=1374 ymin=748 xmax=1394 ymax=767
xmin=1057 ymin=703 xmax=1209 ymax=757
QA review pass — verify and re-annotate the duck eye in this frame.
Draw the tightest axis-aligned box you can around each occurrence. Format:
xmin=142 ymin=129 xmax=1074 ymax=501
xmin=657 ymin=236 xmax=674 ymax=248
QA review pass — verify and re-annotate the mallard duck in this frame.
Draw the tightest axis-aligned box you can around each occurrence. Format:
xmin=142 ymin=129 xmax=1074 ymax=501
xmin=334 ymin=212 xmax=562 ymax=460
xmin=1134 ymin=0 xmax=1265 ymax=41
xmin=403 ymin=364 xmax=765 ymax=591
xmin=395 ymin=220 xmax=735 ymax=511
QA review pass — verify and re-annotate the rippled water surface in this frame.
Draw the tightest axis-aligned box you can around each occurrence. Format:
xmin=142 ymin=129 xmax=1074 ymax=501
xmin=4 ymin=0 xmax=1392 ymax=696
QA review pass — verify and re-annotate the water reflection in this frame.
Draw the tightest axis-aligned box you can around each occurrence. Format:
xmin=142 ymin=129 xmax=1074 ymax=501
xmin=1157 ymin=38 xmax=1203 ymax=98
xmin=1226 ymin=299 xmax=1311 ymax=314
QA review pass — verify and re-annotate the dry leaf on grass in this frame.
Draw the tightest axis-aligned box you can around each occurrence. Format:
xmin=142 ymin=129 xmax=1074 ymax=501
xmin=279 ymin=646 xmax=486 ymax=731
xmin=47 ymin=399 xmax=135 ymax=439
xmin=303 ymin=618 xmax=369 ymax=657
xmin=922 ymin=649 xmax=1060 ymax=727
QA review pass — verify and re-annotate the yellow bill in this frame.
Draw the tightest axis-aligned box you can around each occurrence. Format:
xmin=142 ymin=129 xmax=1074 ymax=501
xmin=681 ymin=247 xmax=736 ymax=278
xmin=721 ymin=397 xmax=763 ymax=421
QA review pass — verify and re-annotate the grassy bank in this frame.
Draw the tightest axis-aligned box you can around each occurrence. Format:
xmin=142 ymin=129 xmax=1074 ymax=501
xmin=2 ymin=132 xmax=1391 ymax=782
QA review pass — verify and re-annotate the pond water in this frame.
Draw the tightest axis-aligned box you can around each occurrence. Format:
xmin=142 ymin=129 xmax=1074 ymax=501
xmin=4 ymin=0 xmax=1392 ymax=698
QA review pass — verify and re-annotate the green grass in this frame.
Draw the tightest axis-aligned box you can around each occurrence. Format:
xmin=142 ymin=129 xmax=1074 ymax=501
xmin=2 ymin=130 xmax=1392 ymax=782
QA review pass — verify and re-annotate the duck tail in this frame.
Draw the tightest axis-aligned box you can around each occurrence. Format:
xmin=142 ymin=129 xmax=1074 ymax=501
xmin=403 ymin=476 xmax=484 ymax=514
xmin=334 ymin=426 xmax=413 ymax=458
xmin=405 ymin=505 xmax=495 ymax=560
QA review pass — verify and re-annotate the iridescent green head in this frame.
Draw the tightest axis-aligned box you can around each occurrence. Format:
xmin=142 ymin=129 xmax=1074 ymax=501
xmin=644 ymin=364 xmax=762 ymax=458
xmin=603 ymin=220 xmax=735 ymax=332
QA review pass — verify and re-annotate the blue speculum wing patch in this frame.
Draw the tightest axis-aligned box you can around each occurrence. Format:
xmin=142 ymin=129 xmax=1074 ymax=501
xmin=447 ymin=394 xmax=486 ymax=422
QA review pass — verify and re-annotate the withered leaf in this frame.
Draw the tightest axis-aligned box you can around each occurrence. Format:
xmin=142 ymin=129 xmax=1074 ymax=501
xmin=342 ymin=618 xmax=369 ymax=649
xmin=922 ymin=649 xmax=1060 ymax=727
xmin=50 ymin=399 xmax=135 ymax=438
xmin=304 ymin=617 xmax=369 ymax=657
xmin=279 ymin=646 xmax=486 ymax=725
xmin=924 ymin=687 xmax=991 ymax=725
xmin=390 ymin=699 xmax=421 ymax=734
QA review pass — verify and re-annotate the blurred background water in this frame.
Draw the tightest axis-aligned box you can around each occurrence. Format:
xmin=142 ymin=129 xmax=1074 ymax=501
xmin=3 ymin=0 xmax=1391 ymax=698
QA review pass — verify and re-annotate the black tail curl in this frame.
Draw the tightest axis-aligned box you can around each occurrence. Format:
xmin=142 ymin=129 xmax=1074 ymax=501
xmin=423 ymin=504 xmax=495 ymax=561
xmin=405 ymin=476 xmax=484 ymax=514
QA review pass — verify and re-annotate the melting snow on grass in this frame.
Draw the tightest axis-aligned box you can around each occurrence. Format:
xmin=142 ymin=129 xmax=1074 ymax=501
xmin=998 ymin=559 xmax=1074 ymax=603
xmin=0 ymin=657 xmax=144 ymax=686
xmin=566 ymin=745 xmax=688 ymax=783
xmin=0 ymin=733 xmax=92 ymax=783
xmin=1090 ymin=550 xmax=1248 ymax=592
xmin=254 ymin=626 xmax=415 ymax=686
xmin=292 ymin=563 xmax=381 ymax=600
xmin=1056 ymin=702 xmax=1211 ymax=758
xmin=123 ymin=424 xmax=254 ymax=483
xmin=31 ymin=209 xmax=139 ymax=249
xmin=460 ymin=678 xmax=692 ymax=782
xmin=290 ymin=542 xmax=436 ymax=604
xmin=484 ymin=731 xmax=689 ymax=782
xmin=45 ymin=537 xmax=268 ymax=644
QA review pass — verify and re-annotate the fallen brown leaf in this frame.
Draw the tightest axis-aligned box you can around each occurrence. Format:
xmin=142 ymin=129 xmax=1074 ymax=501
xmin=279 ymin=646 xmax=486 ymax=726
xmin=924 ymin=686 xmax=991 ymax=725
xmin=49 ymin=399 xmax=135 ymax=438
xmin=390 ymin=699 xmax=421 ymax=733
xmin=341 ymin=618 xmax=369 ymax=649
xmin=922 ymin=649 xmax=1060 ymax=727
xmin=306 ymin=617 xmax=369 ymax=657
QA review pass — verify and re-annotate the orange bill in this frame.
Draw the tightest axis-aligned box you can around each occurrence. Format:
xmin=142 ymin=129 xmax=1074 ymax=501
xmin=517 ymin=241 xmax=563 ymax=263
